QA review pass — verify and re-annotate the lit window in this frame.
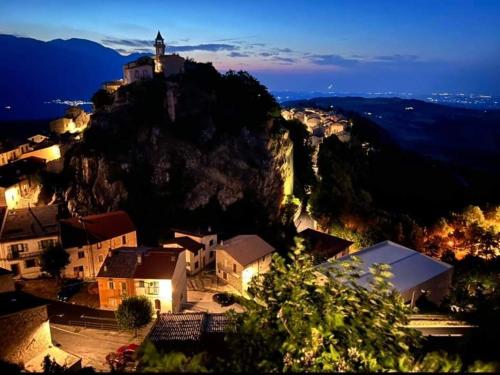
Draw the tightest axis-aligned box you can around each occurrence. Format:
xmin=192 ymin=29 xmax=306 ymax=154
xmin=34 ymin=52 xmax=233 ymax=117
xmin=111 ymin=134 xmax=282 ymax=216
xmin=97 ymin=242 xmax=102 ymax=249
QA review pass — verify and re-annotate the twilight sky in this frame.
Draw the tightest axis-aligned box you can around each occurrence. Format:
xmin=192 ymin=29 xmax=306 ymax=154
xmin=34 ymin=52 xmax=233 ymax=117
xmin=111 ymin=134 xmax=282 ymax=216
xmin=1 ymin=0 xmax=500 ymax=94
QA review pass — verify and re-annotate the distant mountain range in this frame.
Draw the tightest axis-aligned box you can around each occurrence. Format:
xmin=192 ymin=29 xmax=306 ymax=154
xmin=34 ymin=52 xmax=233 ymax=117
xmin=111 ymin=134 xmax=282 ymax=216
xmin=283 ymin=96 xmax=500 ymax=173
xmin=0 ymin=34 xmax=147 ymax=120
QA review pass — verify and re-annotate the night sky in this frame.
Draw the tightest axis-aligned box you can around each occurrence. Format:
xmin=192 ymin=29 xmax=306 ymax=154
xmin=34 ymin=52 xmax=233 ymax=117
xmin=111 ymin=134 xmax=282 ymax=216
xmin=1 ymin=0 xmax=499 ymax=94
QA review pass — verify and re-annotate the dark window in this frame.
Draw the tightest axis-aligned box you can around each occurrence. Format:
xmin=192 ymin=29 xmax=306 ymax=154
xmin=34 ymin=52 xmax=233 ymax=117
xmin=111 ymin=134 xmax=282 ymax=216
xmin=210 ymin=251 xmax=214 ymax=258
xmin=194 ymin=261 xmax=199 ymax=269
xmin=78 ymin=251 xmax=85 ymax=259
xmin=39 ymin=239 xmax=55 ymax=250
xmin=25 ymin=259 xmax=37 ymax=268
xmin=223 ymin=271 xmax=227 ymax=280
xmin=121 ymin=282 xmax=127 ymax=290
xmin=98 ymin=255 xmax=103 ymax=263
xmin=209 ymin=239 xmax=214 ymax=246
xmin=109 ymin=281 xmax=114 ymax=289
xmin=233 ymin=263 xmax=237 ymax=273
xmin=138 ymin=280 xmax=144 ymax=288
xmin=154 ymin=299 xmax=161 ymax=310
xmin=122 ymin=235 xmax=126 ymax=245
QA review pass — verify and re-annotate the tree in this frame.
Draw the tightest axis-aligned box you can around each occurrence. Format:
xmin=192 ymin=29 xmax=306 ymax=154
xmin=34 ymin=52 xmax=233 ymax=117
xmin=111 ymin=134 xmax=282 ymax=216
xmin=115 ymin=296 xmax=153 ymax=337
xmin=91 ymin=89 xmax=114 ymax=111
xmin=39 ymin=244 xmax=70 ymax=284
xmin=137 ymin=341 xmax=208 ymax=372
xmin=221 ymin=239 xmax=420 ymax=372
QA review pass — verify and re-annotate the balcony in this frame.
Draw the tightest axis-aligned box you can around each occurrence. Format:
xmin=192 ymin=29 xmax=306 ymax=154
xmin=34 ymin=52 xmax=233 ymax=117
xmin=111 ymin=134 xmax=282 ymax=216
xmin=7 ymin=251 xmax=42 ymax=260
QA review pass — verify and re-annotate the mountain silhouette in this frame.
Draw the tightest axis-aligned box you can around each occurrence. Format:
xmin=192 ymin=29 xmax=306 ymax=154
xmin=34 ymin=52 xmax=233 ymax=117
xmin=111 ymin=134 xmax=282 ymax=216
xmin=0 ymin=34 xmax=147 ymax=120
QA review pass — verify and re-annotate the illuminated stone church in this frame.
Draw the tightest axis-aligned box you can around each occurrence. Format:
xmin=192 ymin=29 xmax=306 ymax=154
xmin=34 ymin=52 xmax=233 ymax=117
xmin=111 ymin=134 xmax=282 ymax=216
xmin=123 ymin=31 xmax=185 ymax=84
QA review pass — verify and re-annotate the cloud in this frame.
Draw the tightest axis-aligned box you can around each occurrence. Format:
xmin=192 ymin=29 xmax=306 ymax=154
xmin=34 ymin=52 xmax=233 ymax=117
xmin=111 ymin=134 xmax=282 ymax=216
xmin=102 ymin=37 xmax=239 ymax=53
xmin=374 ymin=54 xmax=419 ymax=62
xmin=272 ymin=56 xmax=297 ymax=64
xmin=228 ymin=51 xmax=250 ymax=58
xmin=102 ymin=38 xmax=152 ymax=47
xmin=260 ymin=52 xmax=273 ymax=57
xmin=169 ymin=43 xmax=238 ymax=52
xmin=309 ymin=54 xmax=360 ymax=67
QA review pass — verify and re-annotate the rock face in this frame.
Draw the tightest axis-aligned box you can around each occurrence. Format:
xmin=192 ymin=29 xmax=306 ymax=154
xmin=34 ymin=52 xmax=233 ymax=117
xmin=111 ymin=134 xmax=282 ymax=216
xmin=63 ymin=64 xmax=294 ymax=240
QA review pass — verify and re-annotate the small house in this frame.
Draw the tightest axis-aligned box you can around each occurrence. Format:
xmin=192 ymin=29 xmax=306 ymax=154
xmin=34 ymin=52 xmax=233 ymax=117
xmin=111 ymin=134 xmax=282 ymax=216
xmin=216 ymin=235 xmax=275 ymax=293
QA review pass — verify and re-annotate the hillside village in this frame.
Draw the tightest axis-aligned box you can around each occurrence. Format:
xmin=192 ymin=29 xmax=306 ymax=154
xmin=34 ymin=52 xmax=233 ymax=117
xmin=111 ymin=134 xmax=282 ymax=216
xmin=0 ymin=31 xmax=469 ymax=372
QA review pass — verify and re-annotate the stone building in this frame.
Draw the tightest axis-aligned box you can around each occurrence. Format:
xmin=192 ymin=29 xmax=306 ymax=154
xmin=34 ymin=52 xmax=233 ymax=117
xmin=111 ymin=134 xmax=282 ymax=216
xmin=216 ymin=235 xmax=275 ymax=293
xmin=153 ymin=31 xmax=185 ymax=77
xmin=97 ymin=246 xmax=187 ymax=313
xmin=162 ymin=227 xmax=217 ymax=275
xmin=0 ymin=205 xmax=60 ymax=278
xmin=0 ymin=275 xmax=80 ymax=371
xmin=123 ymin=56 xmax=155 ymax=84
xmin=60 ymin=210 xmax=138 ymax=279
xmin=122 ymin=31 xmax=185 ymax=86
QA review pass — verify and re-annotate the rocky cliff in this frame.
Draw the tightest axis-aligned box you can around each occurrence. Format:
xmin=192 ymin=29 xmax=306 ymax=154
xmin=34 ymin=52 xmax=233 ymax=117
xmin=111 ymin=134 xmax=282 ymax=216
xmin=62 ymin=63 xmax=294 ymax=242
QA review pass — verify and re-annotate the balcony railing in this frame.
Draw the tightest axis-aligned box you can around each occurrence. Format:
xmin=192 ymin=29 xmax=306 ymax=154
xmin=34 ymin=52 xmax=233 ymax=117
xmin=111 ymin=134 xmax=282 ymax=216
xmin=7 ymin=251 xmax=42 ymax=260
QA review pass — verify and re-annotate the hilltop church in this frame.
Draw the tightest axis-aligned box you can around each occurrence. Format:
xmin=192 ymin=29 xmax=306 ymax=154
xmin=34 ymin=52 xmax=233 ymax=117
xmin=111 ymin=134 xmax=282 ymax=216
xmin=122 ymin=31 xmax=185 ymax=85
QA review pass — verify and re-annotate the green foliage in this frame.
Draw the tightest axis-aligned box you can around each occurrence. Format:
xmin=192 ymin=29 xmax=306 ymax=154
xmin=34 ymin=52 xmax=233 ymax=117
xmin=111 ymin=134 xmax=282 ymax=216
xmin=442 ymin=255 xmax=500 ymax=364
xmin=280 ymin=195 xmax=300 ymax=226
xmin=91 ymin=89 xmax=114 ymax=110
xmin=115 ymin=296 xmax=153 ymax=336
xmin=221 ymin=239 xmax=420 ymax=372
xmin=138 ymin=341 xmax=208 ymax=373
xmin=280 ymin=118 xmax=316 ymax=200
xmin=39 ymin=244 xmax=70 ymax=282
xmin=422 ymin=205 xmax=500 ymax=260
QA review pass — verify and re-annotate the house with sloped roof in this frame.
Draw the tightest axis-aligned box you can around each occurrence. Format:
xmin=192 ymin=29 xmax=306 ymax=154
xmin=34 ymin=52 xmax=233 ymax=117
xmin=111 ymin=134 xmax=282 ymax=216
xmin=0 ymin=204 xmax=60 ymax=278
xmin=299 ymin=228 xmax=353 ymax=264
xmin=96 ymin=247 xmax=186 ymax=313
xmin=146 ymin=312 xmax=228 ymax=355
xmin=163 ymin=227 xmax=217 ymax=275
xmin=216 ymin=235 xmax=275 ymax=293
xmin=317 ymin=240 xmax=453 ymax=307
xmin=60 ymin=210 xmax=137 ymax=279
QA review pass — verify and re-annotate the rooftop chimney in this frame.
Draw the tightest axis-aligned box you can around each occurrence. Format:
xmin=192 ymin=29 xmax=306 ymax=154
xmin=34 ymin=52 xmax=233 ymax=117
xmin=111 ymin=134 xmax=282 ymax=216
xmin=208 ymin=226 xmax=212 ymax=233
xmin=137 ymin=254 xmax=142 ymax=265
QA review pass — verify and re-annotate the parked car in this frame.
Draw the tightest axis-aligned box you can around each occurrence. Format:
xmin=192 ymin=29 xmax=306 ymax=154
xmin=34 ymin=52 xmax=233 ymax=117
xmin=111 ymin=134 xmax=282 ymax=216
xmin=212 ymin=293 xmax=234 ymax=307
xmin=57 ymin=282 xmax=82 ymax=302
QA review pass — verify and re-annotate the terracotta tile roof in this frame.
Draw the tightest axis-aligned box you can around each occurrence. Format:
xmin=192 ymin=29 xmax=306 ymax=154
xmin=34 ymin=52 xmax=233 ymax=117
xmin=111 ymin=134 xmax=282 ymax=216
xmin=0 ymin=157 xmax=46 ymax=187
xmin=219 ymin=235 xmax=275 ymax=267
xmin=133 ymin=249 xmax=180 ymax=280
xmin=299 ymin=229 xmax=353 ymax=263
xmin=149 ymin=313 xmax=229 ymax=344
xmin=163 ymin=236 xmax=203 ymax=252
xmin=172 ymin=227 xmax=215 ymax=237
xmin=97 ymin=247 xmax=180 ymax=280
xmin=96 ymin=247 xmax=142 ymax=279
xmin=60 ymin=210 xmax=136 ymax=248
xmin=1 ymin=205 xmax=60 ymax=242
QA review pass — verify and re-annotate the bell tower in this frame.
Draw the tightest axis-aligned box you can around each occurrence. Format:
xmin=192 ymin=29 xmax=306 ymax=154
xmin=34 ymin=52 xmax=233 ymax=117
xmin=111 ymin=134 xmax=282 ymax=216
xmin=154 ymin=30 xmax=165 ymax=57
